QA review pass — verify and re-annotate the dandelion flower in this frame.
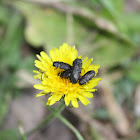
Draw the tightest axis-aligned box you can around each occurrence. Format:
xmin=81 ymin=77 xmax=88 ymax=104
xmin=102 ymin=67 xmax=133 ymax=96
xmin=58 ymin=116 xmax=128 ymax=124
xmin=33 ymin=43 xmax=102 ymax=108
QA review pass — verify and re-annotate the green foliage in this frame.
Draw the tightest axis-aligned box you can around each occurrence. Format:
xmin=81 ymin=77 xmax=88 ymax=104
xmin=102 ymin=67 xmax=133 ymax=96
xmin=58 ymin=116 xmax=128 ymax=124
xmin=0 ymin=4 xmax=24 ymax=125
xmin=89 ymin=125 xmax=104 ymax=140
xmin=14 ymin=1 xmax=89 ymax=51
xmin=114 ymin=77 xmax=136 ymax=107
xmin=0 ymin=10 xmax=24 ymax=69
xmin=92 ymin=36 xmax=136 ymax=68
xmin=19 ymin=55 xmax=36 ymax=73
xmin=0 ymin=4 xmax=13 ymax=25
xmin=0 ymin=129 xmax=20 ymax=140
xmin=122 ymin=13 xmax=140 ymax=32
xmin=93 ymin=108 xmax=110 ymax=120
xmin=134 ymin=118 xmax=140 ymax=131
xmin=127 ymin=60 xmax=140 ymax=82
xmin=15 ymin=2 xmax=67 ymax=49
xmin=0 ymin=0 xmax=140 ymax=138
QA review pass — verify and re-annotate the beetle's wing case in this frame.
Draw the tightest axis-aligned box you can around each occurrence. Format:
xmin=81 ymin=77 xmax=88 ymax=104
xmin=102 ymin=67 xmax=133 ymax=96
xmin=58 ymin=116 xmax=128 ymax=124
xmin=79 ymin=70 xmax=95 ymax=85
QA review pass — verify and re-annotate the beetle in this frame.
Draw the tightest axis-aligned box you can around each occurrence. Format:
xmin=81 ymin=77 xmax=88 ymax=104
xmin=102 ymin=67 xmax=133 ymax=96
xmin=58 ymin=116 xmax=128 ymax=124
xmin=79 ymin=70 xmax=95 ymax=85
xmin=53 ymin=58 xmax=83 ymax=84
xmin=70 ymin=58 xmax=82 ymax=84
xmin=53 ymin=61 xmax=71 ymax=70
xmin=60 ymin=69 xmax=71 ymax=78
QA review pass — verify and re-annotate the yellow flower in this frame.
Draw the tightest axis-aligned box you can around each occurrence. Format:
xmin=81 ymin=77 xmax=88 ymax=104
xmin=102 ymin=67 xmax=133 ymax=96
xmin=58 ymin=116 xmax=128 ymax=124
xmin=33 ymin=43 xmax=102 ymax=108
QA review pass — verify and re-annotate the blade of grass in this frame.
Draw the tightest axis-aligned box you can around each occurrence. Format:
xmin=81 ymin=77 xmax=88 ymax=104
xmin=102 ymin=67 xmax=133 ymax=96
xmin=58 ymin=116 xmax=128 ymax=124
xmin=47 ymin=105 xmax=85 ymax=140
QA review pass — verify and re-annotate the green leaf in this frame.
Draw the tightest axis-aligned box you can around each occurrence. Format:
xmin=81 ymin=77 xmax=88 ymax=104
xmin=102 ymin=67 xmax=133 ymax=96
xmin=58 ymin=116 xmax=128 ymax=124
xmin=127 ymin=61 xmax=140 ymax=82
xmin=108 ymin=0 xmax=124 ymax=13
xmin=89 ymin=0 xmax=124 ymax=14
xmin=114 ymin=77 xmax=136 ymax=109
xmin=13 ymin=1 xmax=89 ymax=51
xmin=0 ymin=4 xmax=11 ymax=25
xmin=92 ymin=36 xmax=136 ymax=68
xmin=0 ymin=10 xmax=24 ymax=69
xmin=121 ymin=13 xmax=140 ymax=32
xmin=0 ymin=129 xmax=20 ymax=140
xmin=99 ymin=0 xmax=119 ymax=17
xmin=19 ymin=55 xmax=36 ymax=73
xmin=0 ymin=9 xmax=24 ymax=124
xmin=93 ymin=108 xmax=110 ymax=120
xmin=0 ymin=92 xmax=11 ymax=125
xmin=14 ymin=2 xmax=67 ymax=50
xmin=0 ymin=72 xmax=17 ymax=125
xmin=98 ymin=0 xmax=128 ymax=34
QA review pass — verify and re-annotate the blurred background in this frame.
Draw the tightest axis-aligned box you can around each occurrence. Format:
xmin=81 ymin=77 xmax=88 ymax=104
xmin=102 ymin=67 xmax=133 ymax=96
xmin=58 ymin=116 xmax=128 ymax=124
xmin=0 ymin=0 xmax=140 ymax=140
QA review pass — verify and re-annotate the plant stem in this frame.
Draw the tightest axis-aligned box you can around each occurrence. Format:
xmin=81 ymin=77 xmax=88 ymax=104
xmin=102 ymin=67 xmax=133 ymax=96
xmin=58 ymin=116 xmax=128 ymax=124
xmin=21 ymin=134 xmax=27 ymax=140
xmin=27 ymin=101 xmax=65 ymax=136
xmin=18 ymin=121 xmax=27 ymax=140
xmin=47 ymin=105 xmax=85 ymax=140
xmin=27 ymin=99 xmax=84 ymax=140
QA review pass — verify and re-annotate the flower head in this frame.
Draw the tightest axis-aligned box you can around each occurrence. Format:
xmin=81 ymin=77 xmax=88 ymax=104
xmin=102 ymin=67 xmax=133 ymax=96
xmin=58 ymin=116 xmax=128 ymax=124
xmin=33 ymin=43 xmax=102 ymax=108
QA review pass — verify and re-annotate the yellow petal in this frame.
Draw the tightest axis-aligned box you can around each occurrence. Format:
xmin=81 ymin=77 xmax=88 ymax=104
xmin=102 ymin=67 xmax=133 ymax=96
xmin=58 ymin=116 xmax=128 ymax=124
xmin=41 ymin=59 xmax=51 ymax=70
xmin=33 ymin=70 xmax=40 ymax=73
xmin=36 ymin=54 xmax=41 ymax=61
xmin=87 ymin=89 xmax=97 ymax=92
xmin=48 ymin=95 xmax=54 ymax=101
xmin=40 ymin=51 xmax=52 ymax=65
xmin=79 ymin=92 xmax=93 ymax=98
xmin=86 ymin=64 xmax=100 ymax=75
xmin=78 ymin=96 xmax=90 ymax=105
xmin=34 ymin=84 xmax=47 ymax=90
xmin=71 ymin=98 xmax=79 ymax=108
xmin=49 ymin=93 xmax=62 ymax=105
xmin=36 ymin=91 xmax=48 ymax=97
xmin=82 ymin=58 xmax=93 ymax=70
xmin=50 ymin=48 xmax=59 ymax=61
xmin=46 ymin=100 xmax=51 ymax=105
xmin=60 ymin=43 xmax=71 ymax=52
xmin=64 ymin=94 xmax=70 ymax=106
xmin=93 ymin=65 xmax=100 ymax=75
xmin=78 ymin=55 xmax=82 ymax=59
xmin=82 ymin=57 xmax=88 ymax=63
xmin=34 ymin=73 xmax=42 ymax=80
xmin=35 ymin=60 xmax=46 ymax=71
xmin=86 ymin=78 xmax=102 ymax=88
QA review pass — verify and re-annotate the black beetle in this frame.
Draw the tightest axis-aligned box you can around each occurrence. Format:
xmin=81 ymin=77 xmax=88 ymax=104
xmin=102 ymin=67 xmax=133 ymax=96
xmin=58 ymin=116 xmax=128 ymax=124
xmin=53 ymin=61 xmax=71 ymax=70
xmin=70 ymin=58 xmax=82 ymax=84
xmin=79 ymin=70 xmax=95 ymax=85
xmin=53 ymin=58 xmax=84 ymax=84
xmin=60 ymin=69 xmax=71 ymax=78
